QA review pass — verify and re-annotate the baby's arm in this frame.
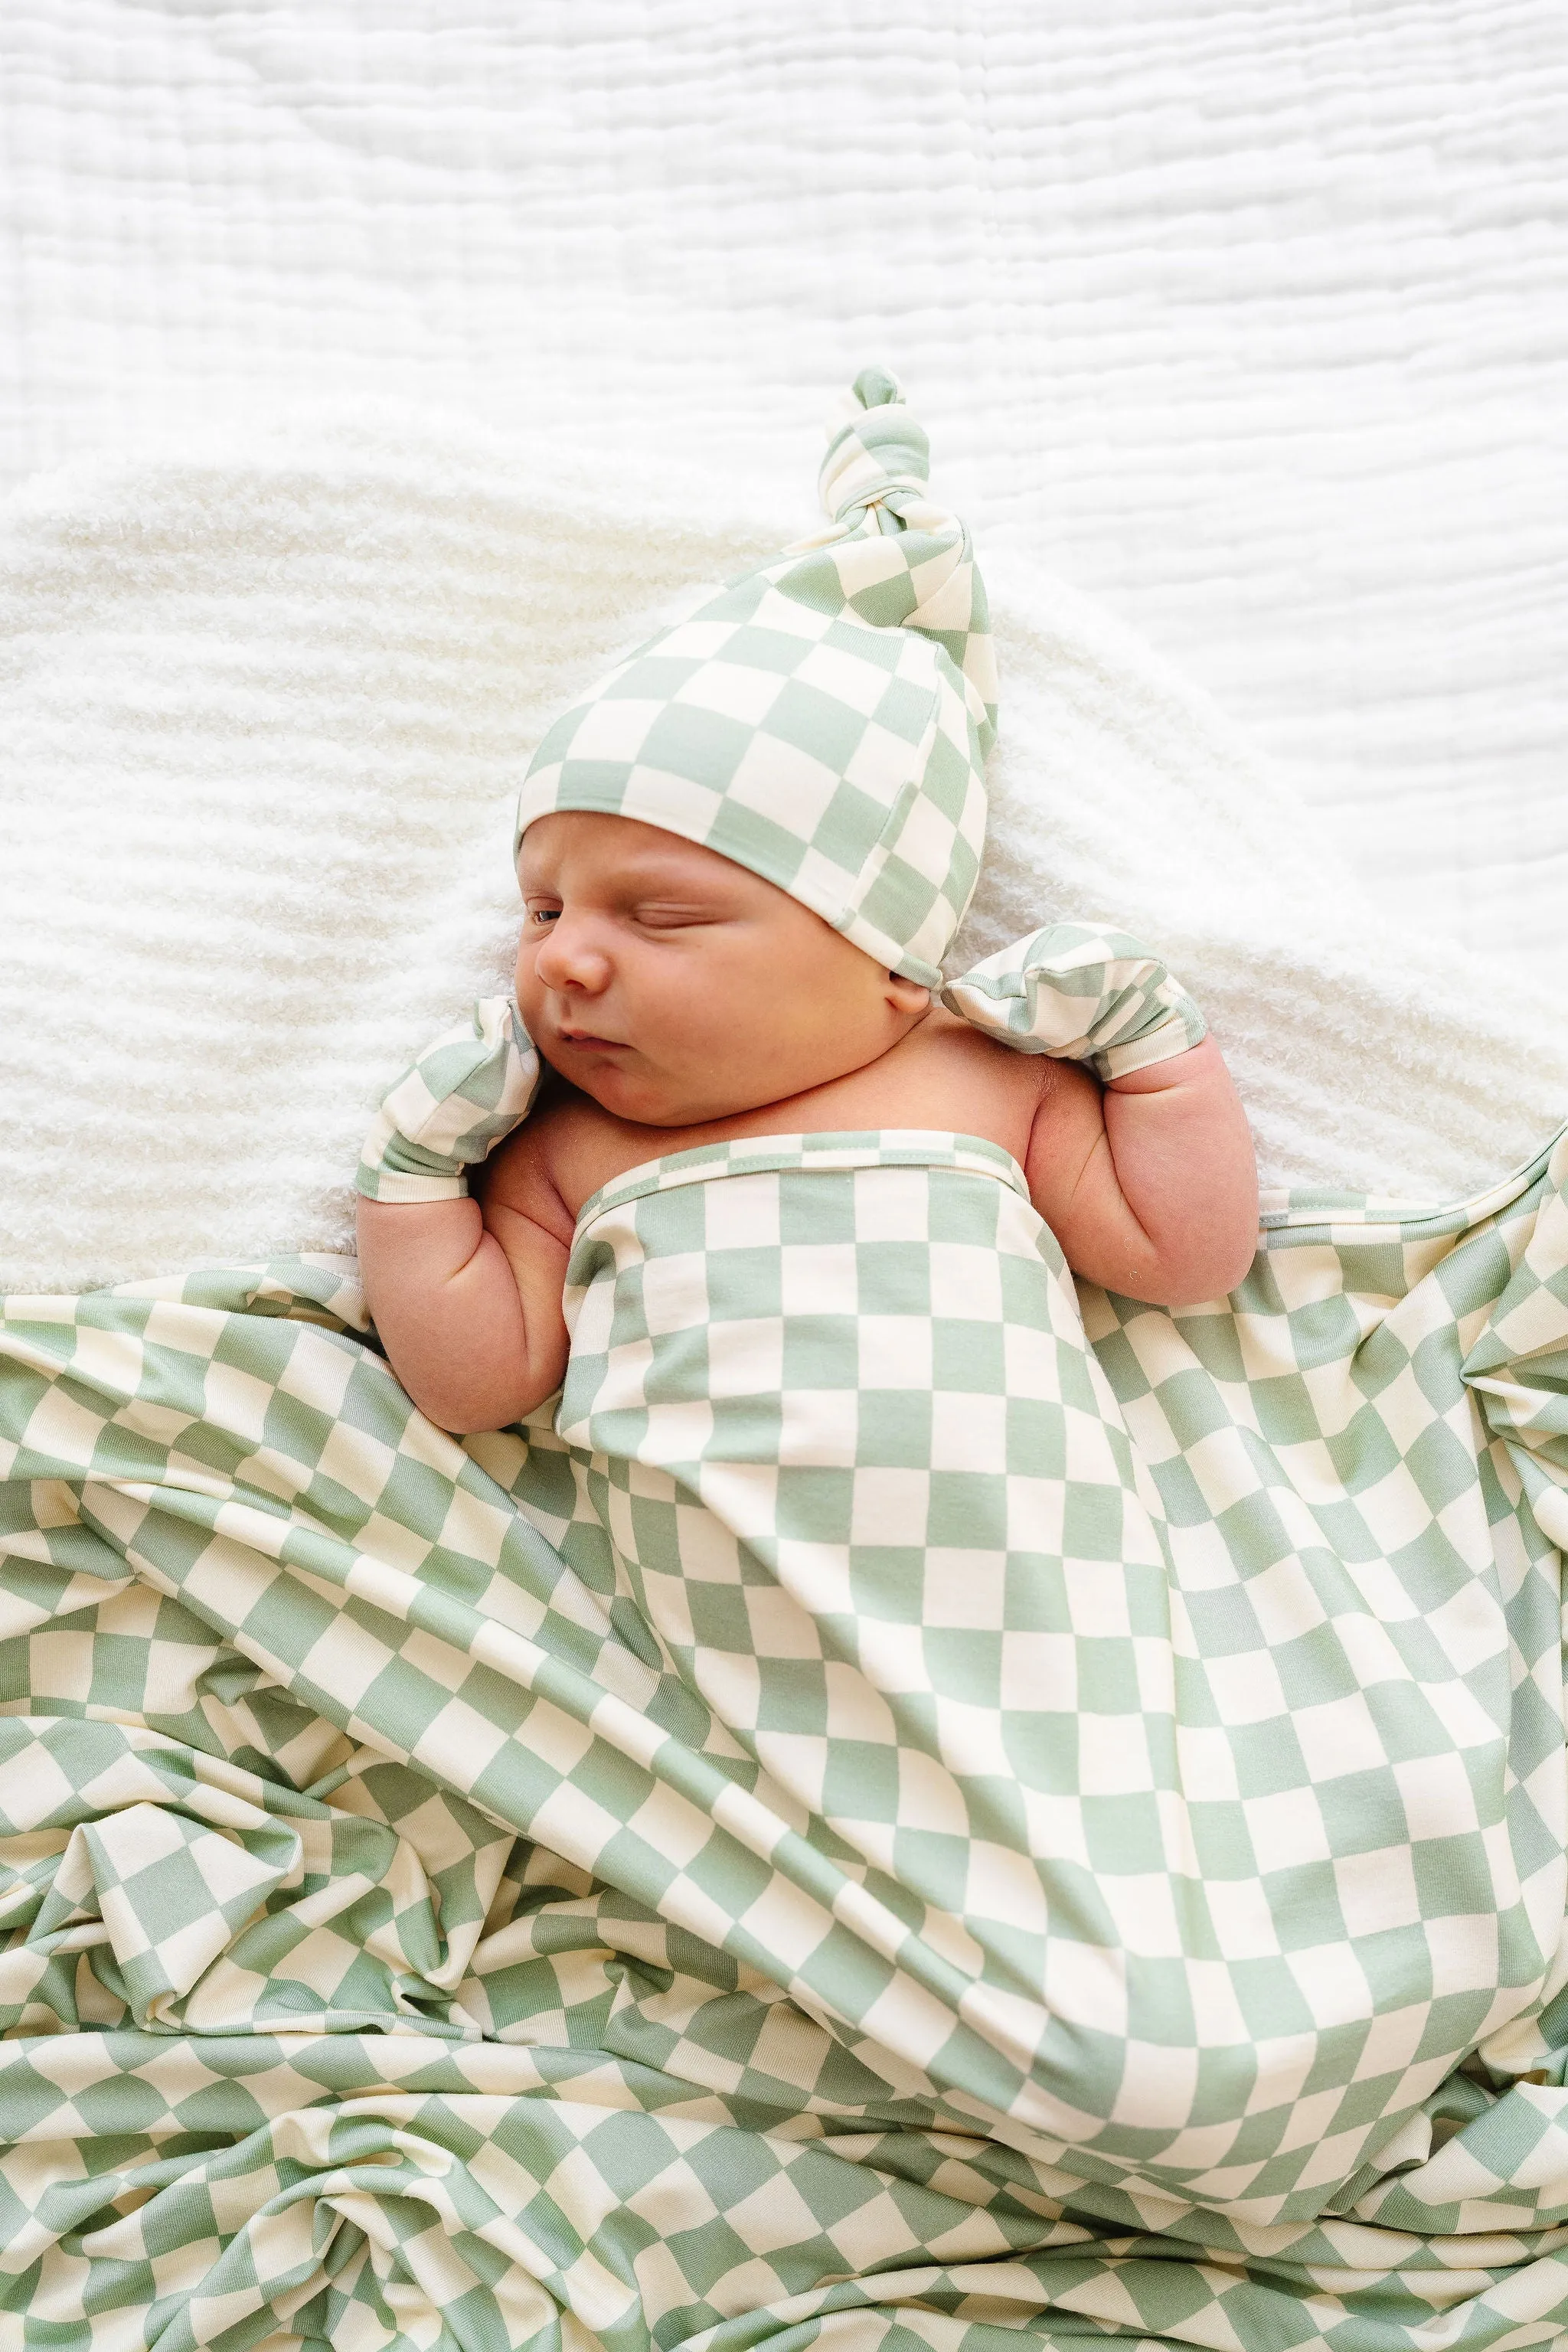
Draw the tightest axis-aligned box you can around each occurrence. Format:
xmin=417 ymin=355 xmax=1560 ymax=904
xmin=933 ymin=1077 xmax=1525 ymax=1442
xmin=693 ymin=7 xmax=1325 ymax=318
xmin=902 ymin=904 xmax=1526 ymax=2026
xmin=354 ymin=998 xmax=569 ymax=1434
xmin=358 ymin=1188 xmax=570 ymax=1436
xmin=946 ymin=924 xmax=1257 ymax=1308
xmin=1024 ymin=1041 xmax=1258 ymax=1306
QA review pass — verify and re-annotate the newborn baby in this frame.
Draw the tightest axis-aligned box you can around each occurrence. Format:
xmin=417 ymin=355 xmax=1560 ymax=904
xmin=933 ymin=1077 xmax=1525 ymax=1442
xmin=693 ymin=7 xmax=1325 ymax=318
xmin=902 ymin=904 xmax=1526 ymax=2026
xmin=356 ymin=368 xmax=1256 ymax=1438
xmin=360 ymin=811 xmax=1256 ymax=1433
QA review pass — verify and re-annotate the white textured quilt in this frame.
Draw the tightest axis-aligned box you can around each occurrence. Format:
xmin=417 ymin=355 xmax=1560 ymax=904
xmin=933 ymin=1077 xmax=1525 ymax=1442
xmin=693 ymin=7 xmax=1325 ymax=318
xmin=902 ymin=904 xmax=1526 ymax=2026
xmin=2 ymin=0 xmax=1565 ymax=985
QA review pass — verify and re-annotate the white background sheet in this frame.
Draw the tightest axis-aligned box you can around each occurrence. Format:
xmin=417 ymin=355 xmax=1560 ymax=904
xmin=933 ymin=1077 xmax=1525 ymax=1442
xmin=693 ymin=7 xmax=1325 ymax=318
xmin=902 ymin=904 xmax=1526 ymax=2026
xmin=4 ymin=0 xmax=1566 ymax=984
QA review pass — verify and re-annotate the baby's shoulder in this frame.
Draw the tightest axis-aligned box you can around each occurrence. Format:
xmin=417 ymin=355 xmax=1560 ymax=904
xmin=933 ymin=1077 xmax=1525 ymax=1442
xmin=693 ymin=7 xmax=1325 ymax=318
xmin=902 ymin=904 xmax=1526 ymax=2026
xmin=827 ymin=1004 xmax=1065 ymax=1161
xmin=895 ymin=1004 xmax=1063 ymax=1101
xmin=482 ymin=1083 xmax=635 ymax=1233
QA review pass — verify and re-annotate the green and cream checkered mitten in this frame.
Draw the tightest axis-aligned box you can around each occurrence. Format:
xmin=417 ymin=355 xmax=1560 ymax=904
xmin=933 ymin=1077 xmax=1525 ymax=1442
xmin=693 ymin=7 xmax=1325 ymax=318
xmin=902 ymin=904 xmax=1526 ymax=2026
xmin=356 ymin=998 xmax=541 ymax=1203
xmin=945 ymin=923 xmax=1207 ymax=1082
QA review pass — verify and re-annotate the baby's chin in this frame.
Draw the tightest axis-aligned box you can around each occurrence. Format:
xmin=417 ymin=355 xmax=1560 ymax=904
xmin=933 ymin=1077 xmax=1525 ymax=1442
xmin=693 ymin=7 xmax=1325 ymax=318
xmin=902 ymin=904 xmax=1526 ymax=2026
xmin=553 ymin=1051 xmax=778 ymax=1130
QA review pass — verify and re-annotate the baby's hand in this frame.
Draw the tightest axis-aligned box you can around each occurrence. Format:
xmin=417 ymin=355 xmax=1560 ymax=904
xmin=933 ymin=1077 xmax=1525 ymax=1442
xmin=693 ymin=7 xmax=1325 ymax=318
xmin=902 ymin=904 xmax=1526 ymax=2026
xmin=357 ymin=998 xmax=541 ymax=1204
xmin=1024 ymin=1037 xmax=1259 ymax=1309
xmin=354 ymin=999 xmax=562 ymax=1435
xmin=943 ymin=923 xmax=1206 ymax=1081
xmin=944 ymin=923 xmax=1256 ymax=1308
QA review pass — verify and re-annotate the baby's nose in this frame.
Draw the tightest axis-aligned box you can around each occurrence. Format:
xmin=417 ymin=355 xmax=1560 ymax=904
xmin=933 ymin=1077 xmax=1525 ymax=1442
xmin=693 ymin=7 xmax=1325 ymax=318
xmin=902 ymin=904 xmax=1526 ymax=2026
xmin=533 ymin=915 xmax=612 ymax=992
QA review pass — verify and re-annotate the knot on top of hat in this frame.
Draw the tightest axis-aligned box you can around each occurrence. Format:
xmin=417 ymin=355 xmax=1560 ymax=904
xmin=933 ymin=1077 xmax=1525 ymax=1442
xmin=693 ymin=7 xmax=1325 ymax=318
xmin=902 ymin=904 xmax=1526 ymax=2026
xmin=795 ymin=365 xmax=996 ymax=760
xmin=818 ymin=367 xmax=932 ymax=522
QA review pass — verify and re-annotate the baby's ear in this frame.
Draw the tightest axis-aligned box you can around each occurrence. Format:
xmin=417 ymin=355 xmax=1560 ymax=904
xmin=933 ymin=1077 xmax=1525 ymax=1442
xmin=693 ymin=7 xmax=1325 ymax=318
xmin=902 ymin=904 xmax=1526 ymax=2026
xmin=886 ymin=972 xmax=933 ymax=1014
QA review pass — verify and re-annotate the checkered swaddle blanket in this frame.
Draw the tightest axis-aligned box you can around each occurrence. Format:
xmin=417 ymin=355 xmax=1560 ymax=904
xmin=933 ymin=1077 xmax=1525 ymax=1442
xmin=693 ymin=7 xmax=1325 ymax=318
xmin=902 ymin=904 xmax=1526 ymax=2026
xmin=2 ymin=1122 xmax=1567 ymax=2347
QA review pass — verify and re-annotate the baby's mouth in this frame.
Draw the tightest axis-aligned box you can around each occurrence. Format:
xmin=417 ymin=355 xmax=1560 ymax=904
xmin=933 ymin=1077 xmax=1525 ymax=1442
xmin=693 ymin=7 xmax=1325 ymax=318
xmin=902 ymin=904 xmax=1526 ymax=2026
xmin=557 ymin=1025 xmax=629 ymax=1052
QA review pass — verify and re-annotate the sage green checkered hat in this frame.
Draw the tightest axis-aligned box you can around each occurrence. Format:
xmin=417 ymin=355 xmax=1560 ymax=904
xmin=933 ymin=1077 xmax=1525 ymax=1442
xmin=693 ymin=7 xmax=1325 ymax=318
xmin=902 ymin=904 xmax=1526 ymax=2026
xmin=514 ymin=368 xmax=997 ymax=988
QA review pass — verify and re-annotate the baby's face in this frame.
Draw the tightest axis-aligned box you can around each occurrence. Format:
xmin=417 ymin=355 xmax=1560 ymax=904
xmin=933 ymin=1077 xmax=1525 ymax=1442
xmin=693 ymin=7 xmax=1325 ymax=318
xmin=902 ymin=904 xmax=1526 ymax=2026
xmin=516 ymin=812 xmax=928 ymax=1126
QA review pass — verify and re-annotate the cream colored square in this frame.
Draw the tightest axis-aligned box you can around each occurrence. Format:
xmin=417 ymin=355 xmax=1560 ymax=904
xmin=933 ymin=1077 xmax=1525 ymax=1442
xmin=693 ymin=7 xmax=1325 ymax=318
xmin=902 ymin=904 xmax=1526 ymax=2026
xmin=1393 ymin=1749 xmax=1481 ymax=1841
xmin=413 ymin=1700 xmax=512 ymax=1796
xmin=849 ymin=1465 xmax=929 ymax=1546
xmin=1063 ymin=1403 xmax=1122 ymax=1488
xmin=1284 ymin=1939 xmax=1374 ymax=2031
xmin=1202 ymin=1645 xmax=1285 ymax=1726
xmin=1101 ymin=1872 xmax=1188 ymax=1964
xmin=1292 ymin=1690 xmax=1389 ymax=1782
xmin=1424 ymin=1909 xmax=1501 ymax=1997
xmin=743 ymin=1582 xmax=821 ymax=1658
xmin=1110 ymin=2038 xmax=1200 ymax=2128
xmin=672 ymin=658 xmax=787 ymax=725
xmin=841 ymin=717 xmax=922 ymax=805
xmin=886 ymin=783 xmax=959 ymax=884
xmin=777 ymin=1388 xmax=859 ymax=1467
xmin=1060 ymin=1554 xmax=1131 ymax=1637
xmin=706 ymin=1171 xmax=779 ymax=1253
xmin=277 ymin=1333 xmax=357 ymax=1416
xmin=1204 ymin=1874 xmax=1279 ymax=1960
xmin=436 ymin=1489 xmax=514 ymax=1573
xmin=298 ymin=1615 xmax=394 ymax=1711
xmin=1334 ymin=1844 xmax=1421 ymax=1936
xmin=1077 ymin=1711 xmax=1154 ymax=1795
xmin=1005 ymin=1474 xmax=1064 ymax=1553
xmin=707 ymin=1317 xmax=785 ymax=1399
xmin=143 ymin=1299 xmax=223 ymax=1361
xmin=929 ymin=1390 xmax=1008 ymax=1472
xmin=620 ymin=764 xmax=725 ymax=838
xmin=1042 ymin=1931 xmax=1128 ymax=2036
xmin=63 ymin=1321 xmax=145 ymax=1399
xmin=1001 ymin=1323 xmax=1060 ymax=1402
xmin=751 ymin=583 xmax=835 ymax=641
xmin=857 ymin=1315 xmax=933 ymax=1388
xmin=675 ymin=1501 xmax=743 ymax=1581
xmin=314 ymin=1418 xmax=397 ymax=1504
xmin=1245 ymin=1785 xmax=1331 ymax=1870
xmin=1183 ymin=1424 xmax=1266 ymax=1516
xmin=779 ymin=1240 xmax=857 ymax=1315
xmin=640 ymin=1249 xmax=709 ymax=1337
xmin=1424 ymin=1577 xmax=1508 ymax=1676
xmin=794 ymin=639 xmax=893 ymax=717
xmin=922 ymin=1546 xmax=1008 ymax=1628
xmin=998 ymin=1628 xmax=1078 ymax=1710
xmin=637 ymin=1395 xmax=716 ymax=1462
xmin=927 ymin=1243 xmax=1002 ymax=1321
xmin=852 ymin=1165 xmax=929 ymax=1244
xmin=565 ymin=696 xmax=664 ymax=762
xmin=962 ymin=1841 xmax=1050 ymax=1936
xmin=727 ymin=732 xmax=840 ymax=835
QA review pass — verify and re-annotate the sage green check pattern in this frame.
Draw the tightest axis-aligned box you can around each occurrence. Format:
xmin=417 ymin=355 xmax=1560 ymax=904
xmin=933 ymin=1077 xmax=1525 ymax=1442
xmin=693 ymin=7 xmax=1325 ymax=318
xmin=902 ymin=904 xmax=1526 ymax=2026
xmin=1 ymin=1129 xmax=1566 ymax=2346
xmin=945 ymin=923 xmax=1208 ymax=1080
xmin=515 ymin=368 xmax=997 ymax=988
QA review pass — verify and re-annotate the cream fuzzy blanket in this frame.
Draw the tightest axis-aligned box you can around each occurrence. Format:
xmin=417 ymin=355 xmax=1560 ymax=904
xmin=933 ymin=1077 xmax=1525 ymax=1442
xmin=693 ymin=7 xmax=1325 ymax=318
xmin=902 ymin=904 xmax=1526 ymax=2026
xmin=2 ymin=406 xmax=1564 ymax=1293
